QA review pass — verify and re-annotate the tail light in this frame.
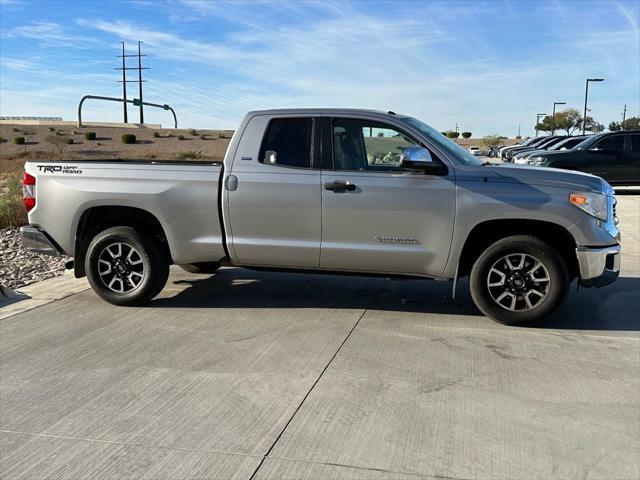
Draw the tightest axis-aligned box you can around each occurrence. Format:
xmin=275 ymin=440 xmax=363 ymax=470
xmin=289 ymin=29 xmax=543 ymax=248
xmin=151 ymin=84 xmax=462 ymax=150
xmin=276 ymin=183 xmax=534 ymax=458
xmin=23 ymin=172 xmax=36 ymax=212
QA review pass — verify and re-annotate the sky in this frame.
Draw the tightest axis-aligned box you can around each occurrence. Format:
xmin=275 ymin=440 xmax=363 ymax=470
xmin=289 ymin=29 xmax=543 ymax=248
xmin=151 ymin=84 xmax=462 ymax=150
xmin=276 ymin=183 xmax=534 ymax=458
xmin=0 ymin=0 xmax=638 ymax=136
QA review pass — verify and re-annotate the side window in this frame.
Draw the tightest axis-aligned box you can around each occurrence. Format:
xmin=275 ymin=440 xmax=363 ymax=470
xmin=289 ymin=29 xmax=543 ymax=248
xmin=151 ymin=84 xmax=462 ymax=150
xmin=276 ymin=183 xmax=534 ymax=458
xmin=332 ymin=118 xmax=421 ymax=171
xmin=629 ymin=134 xmax=640 ymax=152
xmin=259 ymin=118 xmax=312 ymax=168
xmin=593 ymin=135 xmax=624 ymax=152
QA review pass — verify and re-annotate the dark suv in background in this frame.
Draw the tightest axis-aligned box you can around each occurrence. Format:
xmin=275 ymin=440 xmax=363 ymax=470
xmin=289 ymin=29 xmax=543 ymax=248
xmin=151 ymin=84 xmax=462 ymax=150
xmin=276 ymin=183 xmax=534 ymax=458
xmin=529 ymin=130 xmax=640 ymax=185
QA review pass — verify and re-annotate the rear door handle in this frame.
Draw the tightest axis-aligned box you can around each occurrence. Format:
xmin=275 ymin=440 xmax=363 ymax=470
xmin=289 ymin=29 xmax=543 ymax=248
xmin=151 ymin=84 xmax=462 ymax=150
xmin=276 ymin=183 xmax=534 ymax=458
xmin=324 ymin=180 xmax=356 ymax=192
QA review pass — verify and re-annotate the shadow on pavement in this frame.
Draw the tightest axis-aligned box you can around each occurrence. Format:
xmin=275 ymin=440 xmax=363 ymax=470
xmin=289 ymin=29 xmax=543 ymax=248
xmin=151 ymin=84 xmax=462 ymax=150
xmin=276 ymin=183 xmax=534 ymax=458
xmin=150 ymin=268 xmax=639 ymax=331
xmin=150 ymin=268 xmax=481 ymax=317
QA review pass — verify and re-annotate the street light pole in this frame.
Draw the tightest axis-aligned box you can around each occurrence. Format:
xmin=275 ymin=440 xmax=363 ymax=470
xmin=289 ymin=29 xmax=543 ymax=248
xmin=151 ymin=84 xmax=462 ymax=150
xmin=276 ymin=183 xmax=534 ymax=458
xmin=582 ymin=78 xmax=604 ymax=135
xmin=552 ymin=102 xmax=566 ymax=135
xmin=535 ymin=113 xmax=546 ymax=137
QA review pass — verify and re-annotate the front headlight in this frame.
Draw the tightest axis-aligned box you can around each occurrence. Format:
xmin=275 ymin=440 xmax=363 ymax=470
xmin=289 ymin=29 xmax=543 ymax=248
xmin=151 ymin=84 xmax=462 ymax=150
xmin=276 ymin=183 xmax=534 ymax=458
xmin=529 ymin=157 xmax=546 ymax=165
xmin=569 ymin=192 xmax=608 ymax=221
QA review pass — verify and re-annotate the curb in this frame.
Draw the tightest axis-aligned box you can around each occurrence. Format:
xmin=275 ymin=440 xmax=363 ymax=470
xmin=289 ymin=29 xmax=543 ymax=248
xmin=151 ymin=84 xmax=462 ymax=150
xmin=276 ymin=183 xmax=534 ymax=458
xmin=0 ymin=272 xmax=90 ymax=320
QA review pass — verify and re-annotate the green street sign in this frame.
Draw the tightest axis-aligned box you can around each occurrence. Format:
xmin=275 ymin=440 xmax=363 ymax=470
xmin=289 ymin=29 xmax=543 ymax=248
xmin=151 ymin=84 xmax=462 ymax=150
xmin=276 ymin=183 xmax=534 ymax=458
xmin=133 ymin=98 xmax=141 ymax=106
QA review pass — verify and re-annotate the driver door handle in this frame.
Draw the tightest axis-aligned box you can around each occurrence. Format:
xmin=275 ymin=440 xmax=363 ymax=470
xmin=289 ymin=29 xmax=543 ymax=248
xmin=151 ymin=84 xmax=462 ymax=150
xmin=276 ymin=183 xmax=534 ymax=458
xmin=324 ymin=180 xmax=356 ymax=192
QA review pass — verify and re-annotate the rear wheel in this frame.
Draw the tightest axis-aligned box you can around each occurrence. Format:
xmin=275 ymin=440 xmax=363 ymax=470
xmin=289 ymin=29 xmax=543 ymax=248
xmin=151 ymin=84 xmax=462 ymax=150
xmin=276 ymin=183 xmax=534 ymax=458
xmin=469 ymin=235 xmax=569 ymax=326
xmin=85 ymin=226 xmax=169 ymax=306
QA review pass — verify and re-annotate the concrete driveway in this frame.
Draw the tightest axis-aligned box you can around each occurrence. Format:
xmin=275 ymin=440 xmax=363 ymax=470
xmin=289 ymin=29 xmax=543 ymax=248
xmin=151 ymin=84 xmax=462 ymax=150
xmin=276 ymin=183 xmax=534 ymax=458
xmin=1 ymin=193 xmax=638 ymax=480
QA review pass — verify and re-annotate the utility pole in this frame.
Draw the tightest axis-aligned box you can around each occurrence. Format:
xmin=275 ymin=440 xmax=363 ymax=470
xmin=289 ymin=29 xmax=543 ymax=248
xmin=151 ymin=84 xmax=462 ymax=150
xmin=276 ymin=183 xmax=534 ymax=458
xmin=137 ymin=41 xmax=144 ymax=123
xmin=517 ymin=122 xmax=521 ymax=138
xmin=117 ymin=41 xmax=148 ymax=124
xmin=622 ymin=104 xmax=627 ymax=128
xmin=116 ymin=42 xmax=128 ymax=123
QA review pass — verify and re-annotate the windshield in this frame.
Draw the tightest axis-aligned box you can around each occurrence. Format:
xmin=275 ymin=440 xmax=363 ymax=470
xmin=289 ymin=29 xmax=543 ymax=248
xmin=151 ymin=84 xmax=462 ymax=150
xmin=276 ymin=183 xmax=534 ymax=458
xmin=550 ymin=136 xmax=585 ymax=150
xmin=573 ymin=134 xmax=603 ymax=150
xmin=402 ymin=116 xmax=483 ymax=166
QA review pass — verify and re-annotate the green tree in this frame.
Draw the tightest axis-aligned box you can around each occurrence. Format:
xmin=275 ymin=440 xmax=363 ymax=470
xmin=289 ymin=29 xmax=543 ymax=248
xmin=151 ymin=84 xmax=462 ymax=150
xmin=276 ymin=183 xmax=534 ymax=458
xmin=554 ymin=109 xmax=582 ymax=135
xmin=536 ymin=109 xmax=583 ymax=135
xmin=622 ymin=116 xmax=640 ymax=130
xmin=609 ymin=121 xmax=622 ymax=131
xmin=535 ymin=116 xmax=555 ymax=134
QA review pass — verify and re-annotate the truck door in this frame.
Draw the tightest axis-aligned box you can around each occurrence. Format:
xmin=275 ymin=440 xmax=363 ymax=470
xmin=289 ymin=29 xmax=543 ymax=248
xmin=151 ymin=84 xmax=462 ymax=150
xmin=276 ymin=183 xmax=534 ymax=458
xmin=225 ymin=115 xmax=321 ymax=268
xmin=320 ymin=116 xmax=456 ymax=276
xmin=584 ymin=134 xmax=626 ymax=183
xmin=623 ymin=134 xmax=640 ymax=183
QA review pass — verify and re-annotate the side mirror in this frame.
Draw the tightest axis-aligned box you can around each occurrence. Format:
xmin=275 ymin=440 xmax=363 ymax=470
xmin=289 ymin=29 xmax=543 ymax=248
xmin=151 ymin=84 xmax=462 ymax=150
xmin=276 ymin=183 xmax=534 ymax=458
xmin=400 ymin=147 xmax=438 ymax=171
xmin=264 ymin=150 xmax=278 ymax=164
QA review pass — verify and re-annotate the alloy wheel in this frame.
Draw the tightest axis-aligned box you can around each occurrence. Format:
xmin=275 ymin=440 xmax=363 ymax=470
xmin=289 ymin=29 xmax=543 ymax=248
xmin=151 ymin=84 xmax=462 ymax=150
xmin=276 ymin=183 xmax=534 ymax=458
xmin=98 ymin=242 xmax=145 ymax=293
xmin=486 ymin=253 xmax=551 ymax=311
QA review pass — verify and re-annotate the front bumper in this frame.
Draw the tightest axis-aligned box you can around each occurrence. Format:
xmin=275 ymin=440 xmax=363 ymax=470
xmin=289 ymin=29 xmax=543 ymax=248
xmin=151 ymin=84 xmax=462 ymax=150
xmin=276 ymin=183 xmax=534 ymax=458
xmin=20 ymin=226 xmax=62 ymax=257
xmin=576 ymin=245 xmax=621 ymax=287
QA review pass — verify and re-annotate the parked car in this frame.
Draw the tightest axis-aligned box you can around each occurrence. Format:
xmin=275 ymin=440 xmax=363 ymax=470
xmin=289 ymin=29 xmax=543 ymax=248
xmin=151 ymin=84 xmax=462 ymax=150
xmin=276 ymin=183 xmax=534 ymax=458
xmin=467 ymin=146 xmax=482 ymax=156
xmin=511 ymin=136 xmax=569 ymax=163
xmin=504 ymin=136 xmax=564 ymax=162
xmin=515 ymin=136 xmax=587 ymax=164
xmin=500 ymin=137 xmax=541 ymax=159
xmin=487 ymin=146 xmax=501 ymax=158
xmin=502 ymin=136 xmax=552 ymax=161
xmin=529 ymin=130 xmax=640 ymax=185
xmin=21 ymin=109 xmax=621 ymax=326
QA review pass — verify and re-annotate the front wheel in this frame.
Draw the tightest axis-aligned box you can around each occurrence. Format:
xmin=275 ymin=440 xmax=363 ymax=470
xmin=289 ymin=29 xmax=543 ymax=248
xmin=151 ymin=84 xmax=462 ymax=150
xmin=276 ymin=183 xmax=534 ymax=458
xmin=469 ymin=235 xmax=569 ymax=326
xmin=85 ymin=226 xmax=169 ymax=306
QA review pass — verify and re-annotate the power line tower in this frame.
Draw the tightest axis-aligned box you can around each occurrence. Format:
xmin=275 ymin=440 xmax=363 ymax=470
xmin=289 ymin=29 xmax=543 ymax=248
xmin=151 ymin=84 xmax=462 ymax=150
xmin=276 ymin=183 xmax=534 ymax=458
xmin=115 ymin=41 xmax=148 ymax=124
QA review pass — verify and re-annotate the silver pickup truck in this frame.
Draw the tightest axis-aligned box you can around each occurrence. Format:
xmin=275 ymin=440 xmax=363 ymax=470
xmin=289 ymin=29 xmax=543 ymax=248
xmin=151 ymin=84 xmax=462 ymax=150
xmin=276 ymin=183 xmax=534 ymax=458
xmin=20 ymin=109 xmax=621 ymax=325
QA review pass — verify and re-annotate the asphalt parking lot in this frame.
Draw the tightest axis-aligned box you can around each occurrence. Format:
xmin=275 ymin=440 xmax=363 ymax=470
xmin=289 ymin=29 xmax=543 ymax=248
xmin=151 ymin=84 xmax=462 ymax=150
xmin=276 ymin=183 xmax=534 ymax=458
xmin=1 ymin=192 xmax=638 ymax=480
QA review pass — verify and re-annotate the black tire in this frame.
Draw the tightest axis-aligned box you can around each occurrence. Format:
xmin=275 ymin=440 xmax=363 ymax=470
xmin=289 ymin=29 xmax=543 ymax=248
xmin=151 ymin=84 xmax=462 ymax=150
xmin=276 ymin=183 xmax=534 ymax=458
xmin=469 ymin=235 xmax=569 ymax=326
xmin=85 ymin=226 xmax=169 ymax=306
xmin=178 ymin=262 xmax=220 ymax=274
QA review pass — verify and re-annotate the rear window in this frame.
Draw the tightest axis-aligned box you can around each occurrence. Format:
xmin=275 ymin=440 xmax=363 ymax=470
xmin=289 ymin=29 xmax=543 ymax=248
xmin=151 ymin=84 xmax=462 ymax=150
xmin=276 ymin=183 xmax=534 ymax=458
xmin=259 ymin=118 xmax=312 ymax=169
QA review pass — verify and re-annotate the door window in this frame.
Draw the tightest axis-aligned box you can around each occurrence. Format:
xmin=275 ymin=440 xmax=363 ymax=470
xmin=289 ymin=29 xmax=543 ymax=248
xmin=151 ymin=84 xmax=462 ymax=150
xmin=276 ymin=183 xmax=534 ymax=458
xmin=259 ymin=118 xmax=312 ymax=168
xmin=332 ymin=119 xmax=421 ymax=171
xmin=592 ymin=135 xmax=624 ymax=152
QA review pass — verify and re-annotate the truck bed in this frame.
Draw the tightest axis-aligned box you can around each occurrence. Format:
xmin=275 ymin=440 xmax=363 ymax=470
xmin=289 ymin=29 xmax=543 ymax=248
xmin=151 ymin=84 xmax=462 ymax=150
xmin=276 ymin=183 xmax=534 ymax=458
xmin=24 ymin=160 xmax=227 ymax=265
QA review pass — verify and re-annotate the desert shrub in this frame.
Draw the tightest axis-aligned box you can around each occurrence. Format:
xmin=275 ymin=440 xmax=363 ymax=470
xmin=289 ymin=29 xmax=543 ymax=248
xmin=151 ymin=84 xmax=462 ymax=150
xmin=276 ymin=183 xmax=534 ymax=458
xmin=48 ymin=127 xmax=55 ymax=132
xmin=153 ymin=131 xmax=160 ymax=138
xmin=178 ymin=135 xmax=185 ymax=140
xmin=13 ymin=136 xmax=25 ymax=145
xmin=0 ymin=137 xmax=6 ymax=143
xmin=84 ymin=131 xmax=97 ymax=141
xmin=441 ymin=132 xmax=447 ymax=135
xmin=515 ymin=135 xmax=522 ymax=139
xmin=446 ymin=131 xmax=460 ymax=138
xmin=177 ymin=150 xmax=207 ymax=160
xmin=218 ymin=132 xmax=226 ymax=139
xmin=0 ymin=177 xmax=27 ymax=228
xmin=121 ymin=133 xmax=137 ymax=144
xmin=46 ymin=135 xmax=73 ymax=160
xmin=461 ymin=131 xmax=472 ymax=138
xmin=190 ymin=129 xmax=199 ymax=136
xmin=11 ymin=127 xmax=21 ymax=132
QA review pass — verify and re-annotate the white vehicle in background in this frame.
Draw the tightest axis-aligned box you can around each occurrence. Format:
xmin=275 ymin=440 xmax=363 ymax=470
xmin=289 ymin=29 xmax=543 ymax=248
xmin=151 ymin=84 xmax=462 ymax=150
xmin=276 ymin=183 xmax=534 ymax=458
xmin=467 ymin=146 xmax=482 ymax=156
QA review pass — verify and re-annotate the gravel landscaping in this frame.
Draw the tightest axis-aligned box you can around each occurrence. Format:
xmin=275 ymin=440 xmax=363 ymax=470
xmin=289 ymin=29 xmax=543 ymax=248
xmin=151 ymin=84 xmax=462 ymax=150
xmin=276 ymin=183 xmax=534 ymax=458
xmin=0 ymin=227 xmax=70 ymax=290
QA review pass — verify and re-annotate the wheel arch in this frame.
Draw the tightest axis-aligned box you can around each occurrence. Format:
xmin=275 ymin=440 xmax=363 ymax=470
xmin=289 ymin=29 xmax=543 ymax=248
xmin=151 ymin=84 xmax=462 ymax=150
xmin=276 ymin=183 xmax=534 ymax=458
xmin=457 ymin=219 xmax=578 ymax=279
xmin=74 ymin=205 xmax=171 ymax=278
